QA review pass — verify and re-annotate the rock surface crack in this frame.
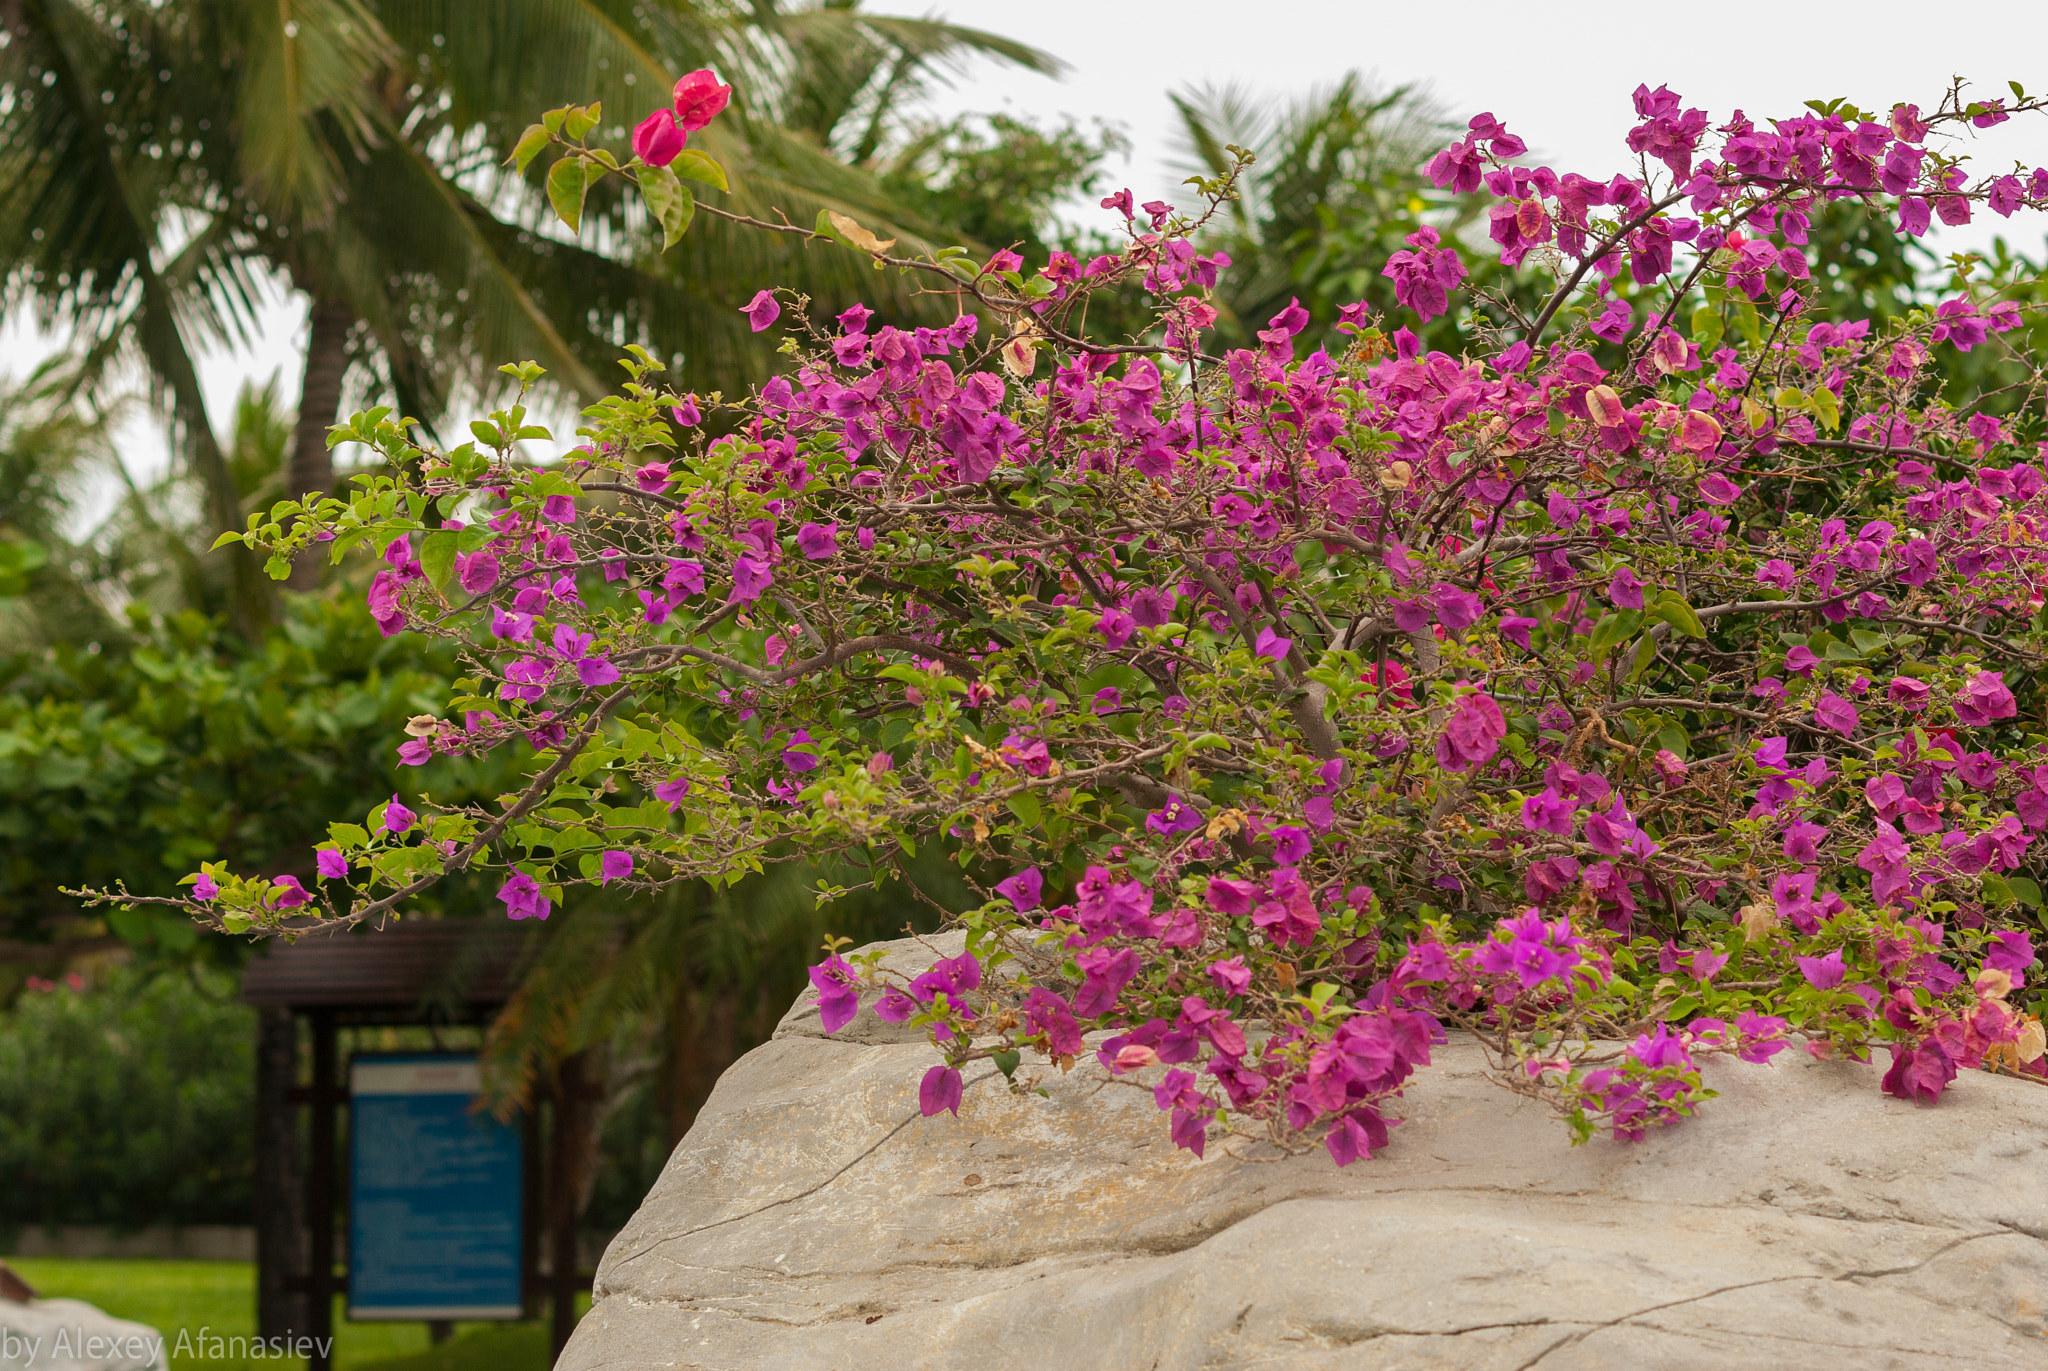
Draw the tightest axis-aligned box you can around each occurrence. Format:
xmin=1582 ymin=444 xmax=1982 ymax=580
xmin=1513 ymin=1228 xmax=2017 ymax=1369
xmin=604 ymin=1069 xmax=1001 ymax=1275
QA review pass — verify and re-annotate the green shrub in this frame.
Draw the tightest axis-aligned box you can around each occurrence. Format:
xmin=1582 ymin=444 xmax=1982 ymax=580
xmin=0 ymin=966 xmax=254 ymax=1227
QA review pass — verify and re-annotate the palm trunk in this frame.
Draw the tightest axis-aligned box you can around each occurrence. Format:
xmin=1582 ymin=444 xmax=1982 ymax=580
xmin=286 ymin=299 xmax=353 ymax=590
xmin=137 ymin=283 xmax=272 ymax=634
xmin=32 ymin=0 xmax=267 ymax=635
xmin=664 ymin=972 xmax=738 ymax=1148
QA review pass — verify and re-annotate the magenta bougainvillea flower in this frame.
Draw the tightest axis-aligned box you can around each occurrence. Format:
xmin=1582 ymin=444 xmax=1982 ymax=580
xmin=918 ymin=1064 xmax=964 ymax=1117
xmin=497 ymin=872 xmax=550 ymax=921
xmin=160 ymin=75 xmax=2048 ymax=1172
xmin=740 ymin=290 xmax=779 ymax=332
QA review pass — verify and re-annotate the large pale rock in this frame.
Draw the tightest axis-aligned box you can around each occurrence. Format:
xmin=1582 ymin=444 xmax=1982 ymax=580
xmin=563 ymin=933 xmax=2048 ymax=1370
xmin=0 ymin=1299 xmax=165 ymax=1371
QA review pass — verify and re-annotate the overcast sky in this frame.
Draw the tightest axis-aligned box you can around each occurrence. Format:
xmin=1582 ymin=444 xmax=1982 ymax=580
xmin=881 ymin=0 xmax=2048 ymax=224
xmin=6 ymin=0 xmax=2046 ymax=503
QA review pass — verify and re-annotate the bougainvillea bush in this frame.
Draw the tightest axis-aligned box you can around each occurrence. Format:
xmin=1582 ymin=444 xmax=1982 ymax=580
xmin=96 ymin=74 xmax=2048 ymax=1163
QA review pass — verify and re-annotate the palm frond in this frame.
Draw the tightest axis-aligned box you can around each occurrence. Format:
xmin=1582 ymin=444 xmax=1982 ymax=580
xmin=225 ymin=0 xmax=396 ymax=221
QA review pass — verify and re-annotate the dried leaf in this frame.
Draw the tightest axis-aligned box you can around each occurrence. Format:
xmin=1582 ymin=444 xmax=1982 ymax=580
xmin=1204 ymin=808 xmax=1246 ymax=840
xmin=1001 ymin=335 xmax=1038 ymax=378
xmin=2019 ymin=1017 xmax=2046 ymax=1065
xmin=1739 ymin=901 xmax=1779 ymax=940
xmin=826 ymin=210 xmax=896 ymax=254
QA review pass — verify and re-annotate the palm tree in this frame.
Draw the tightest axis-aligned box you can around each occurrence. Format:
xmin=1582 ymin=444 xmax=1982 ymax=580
xmin=1168 ymin=73 xmax=1536 ymax=353
xmin=0 ymin=360 xmax=127 ymax=653
xmin=0 ymin=358 xmax=310 ymax=650
xmin=0 ymin=0 xmax=1055 ymax=618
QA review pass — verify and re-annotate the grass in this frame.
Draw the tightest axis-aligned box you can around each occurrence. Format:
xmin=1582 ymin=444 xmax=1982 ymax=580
xmin=5 ymin=1259 xmax=581 ymax=1370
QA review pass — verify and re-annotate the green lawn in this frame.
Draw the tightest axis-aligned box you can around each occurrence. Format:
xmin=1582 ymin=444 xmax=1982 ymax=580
xmin=6 ymin=1259 xmax=581 ymax=1370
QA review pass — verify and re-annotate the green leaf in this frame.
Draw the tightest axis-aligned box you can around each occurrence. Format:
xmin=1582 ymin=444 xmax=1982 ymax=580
xmin=1690 ymin=304 xmax=1724 ymax=350
xmin=991 ymin=1049 xmax=1021 ymax=1078
xmin=1589 ymin=608 xmax=1643 ymax=656
xmin=636 ymin=165 xmax=696 ymax=249
xmin=1983 ymin=872 xmax=2018 ymax=908
xmin=562 ymin=104 xmax=600 ymax=141
xmin=509 ymin=123 xmax=550 ymax=173
xmin=1587 ymin=611 xmax=1623 ymax=656
xmin=1080 ymin=664 xmax=1146 ymax=697
xmin=1732 ymin=297 xmax=1762 ymax=347
xmin=1811 ymin=384 xmax=1841 ymax=431
xmin=541 ymin=106 xmax=569 ymax=136
xmin=1654 ymin=593 xmax=1705 ymax=638
xmin=1006 ymin=794 xmax=1042 ymax=828
xmin=2008 ymin=876 xmax=2042 ymax=908
xmin=547 ymin=157 xmax=589 ymax=233
xmin=1626 ymin=635 xmax=1660 ymax=684
xmin=210 ymin=531 xmax=246 ymax=551
xmin=671 ymin=148 xmax=729 ymax=193
xmin=420 ymin=529 xmax=459 ymax=590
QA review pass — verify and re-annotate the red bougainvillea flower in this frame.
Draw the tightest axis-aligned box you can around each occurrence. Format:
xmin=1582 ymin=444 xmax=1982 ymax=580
xmin=671 ymin=69 xmax=732 ymax=133
xmin=632 ymin=109 xmax=685 ymax=167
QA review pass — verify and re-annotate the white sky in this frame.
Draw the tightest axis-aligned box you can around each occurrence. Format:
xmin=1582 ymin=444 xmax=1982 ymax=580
xmin=5 ymin=0 xmax=2046 ymax=509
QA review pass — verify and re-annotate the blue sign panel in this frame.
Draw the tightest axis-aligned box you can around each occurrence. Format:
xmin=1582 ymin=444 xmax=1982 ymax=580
xmin=349 ymin=1054 xmax=524 ymax=1320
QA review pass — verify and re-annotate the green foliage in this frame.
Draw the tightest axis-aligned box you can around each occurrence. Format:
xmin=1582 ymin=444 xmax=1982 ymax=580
xmin=5 ymin=1259 xmax=559 ymax=1369
xmin=490 ymin=848 xmax=959 ymax=1170
xmin=880 ymin=113 xmax=1129 ymax=265
xmin=1170 ymin=73 xmax=1546 ymax=354
xmin=0 ymin=595 xmax=512 ymax=951
xmin=0 ymin=966 xmax=254 ymax=1227
xmin=0 ymin=0 xmax=1060 ymax=618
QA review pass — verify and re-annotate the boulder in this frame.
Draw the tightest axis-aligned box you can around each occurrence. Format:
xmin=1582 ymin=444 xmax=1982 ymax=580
xmin=562 ymin=933 xmax=2048 ymax=1370
xmin=0 ymin=1298 xmax=165 ymax=1371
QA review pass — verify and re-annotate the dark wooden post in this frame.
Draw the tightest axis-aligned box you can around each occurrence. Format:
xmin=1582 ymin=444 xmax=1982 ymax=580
xmin=307 ymin=1011 xmax=339 ymax=1371
xmin=522 ymin=1103 xmax=542 ymax=1318
xmin=254 ymin=1007 xmax=306 ymax=1340
xmin=548 ymin=1052 xmax=588 ymax=1362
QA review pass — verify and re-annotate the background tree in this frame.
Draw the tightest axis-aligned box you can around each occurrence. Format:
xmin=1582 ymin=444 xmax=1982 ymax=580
xmin=1171 ymin=74 xmax=1543 ymax=352
xmin=877 ymin=114 xmax=1129 ymax=268
xmin=0 ymin=0 xmax=1055 ymax=620
xmin=0 ymin=361 xmax=126 ymax=653
xmin=0 ymin=964 xmax=256 ymax=1227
